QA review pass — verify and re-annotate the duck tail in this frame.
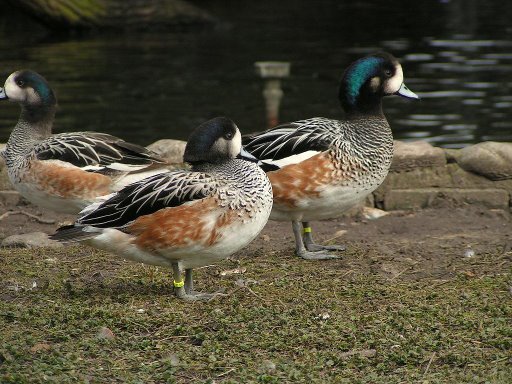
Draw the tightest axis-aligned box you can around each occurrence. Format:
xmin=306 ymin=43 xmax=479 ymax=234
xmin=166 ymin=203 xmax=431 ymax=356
xmin=50 ymin=225 xmax=98 ymax=244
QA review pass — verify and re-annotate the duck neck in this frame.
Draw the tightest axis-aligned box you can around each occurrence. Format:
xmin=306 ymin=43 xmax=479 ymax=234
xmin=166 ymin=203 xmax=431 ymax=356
xmin=5 ymin=104 xmax=56 ymax=160
xmin=344 ymin=100 xmax=384 ymax=120
xmin=339 ymin=82 xmax=386 ymax=120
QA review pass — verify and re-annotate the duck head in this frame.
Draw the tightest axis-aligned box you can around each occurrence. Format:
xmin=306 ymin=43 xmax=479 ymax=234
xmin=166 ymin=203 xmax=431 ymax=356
xmin=339 ymin=52 xmax=418 ymax=118
xmin=0 ymin=70 xmax=57 ymax=110
xmin=184 ymin=117 xmax=258 ymax=164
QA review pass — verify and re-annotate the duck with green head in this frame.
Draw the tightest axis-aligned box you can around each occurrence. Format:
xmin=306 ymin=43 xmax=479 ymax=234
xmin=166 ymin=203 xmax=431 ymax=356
xmin=0 ymin=70 xmax=169 ymax=214
xmin=243 ymin=52 xmax=419 ymax=260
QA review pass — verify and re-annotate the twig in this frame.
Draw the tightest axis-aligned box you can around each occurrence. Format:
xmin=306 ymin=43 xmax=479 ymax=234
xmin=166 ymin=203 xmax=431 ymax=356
xmin=423 ymin=352 xmax=436 ymax=377
xmin=0 ymin=210 xmax=20 ymax=221
xmin=217 ymin=368 xmax=236 ymax=377
xmin=390 ymin=262 xmax=419 ymax=281
xmin=246 ymin=285 xmax=285 ymax=306
xmin=0 ymin=210 xmax=55 ymax=224
xmin=20 ymin=210 xmax=56 ymax=224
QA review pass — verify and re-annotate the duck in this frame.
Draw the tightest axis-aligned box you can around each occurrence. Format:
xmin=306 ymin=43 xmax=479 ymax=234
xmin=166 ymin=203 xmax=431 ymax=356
xmin=0 ymin=70 xmax=169 ymax=214
xmin=50 ymin=117 xmax=273 ymax=301
xmin=242 ymin=52 xmax=419 ymax=260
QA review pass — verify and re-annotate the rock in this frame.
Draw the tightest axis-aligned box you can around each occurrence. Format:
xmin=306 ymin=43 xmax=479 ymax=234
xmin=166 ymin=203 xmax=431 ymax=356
xmin=454 ymin=141 xmax=512 ymax=180
xmin=96 ymin=326 xmax=115 ymax=340
xmin=146 ymin=139 xmax=187 ymax=165
xmin=391 ymin=140 xmax=446 ymax=171
xmin=0 ymin=143 xmax=5 ymax=167
xmin=260 ymin=359 xmax=276 ymax=373
xmin=444 ymin=148 xmax=460 ymax=163
xmin=0 ymin=190 xmax=20 ymax=207
xmin=1 ymin=232 xmax=63 ymax=249
xmin=384 ymin=188 xmax=509 ymax=211
xmin=0 ymin=145 xmax=14 ymax=191
xmin=374 ymin=164 xmax=512 ymax=207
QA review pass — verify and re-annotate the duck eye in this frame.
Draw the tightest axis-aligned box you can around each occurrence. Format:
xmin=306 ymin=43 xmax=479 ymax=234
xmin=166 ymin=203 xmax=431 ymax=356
xmin=15 ymin=79 xmax=25 ymax=87
xmin=384 ymin=69 xmax=393 ymax=78
xmin=224 ymin=132 xmax=234 ymax=140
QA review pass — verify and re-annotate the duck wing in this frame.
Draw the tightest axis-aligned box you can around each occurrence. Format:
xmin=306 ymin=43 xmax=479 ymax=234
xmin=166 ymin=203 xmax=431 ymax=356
xmin=242 ymin=118 xmax=336 ymax=167
xmin=72 ymin=170 xmax=217 ymax=229
xmin=34 ymin=132 xmax=167 ymax=175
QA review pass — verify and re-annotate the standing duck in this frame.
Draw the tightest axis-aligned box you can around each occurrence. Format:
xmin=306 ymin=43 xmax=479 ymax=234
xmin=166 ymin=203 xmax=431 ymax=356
xmin=51 ymin=117 xmax=273 ymax=301
xmin=243 ymin=52 xmax=419 ymax=260
xmin=0 ymin=70 xmax=169 ymax=214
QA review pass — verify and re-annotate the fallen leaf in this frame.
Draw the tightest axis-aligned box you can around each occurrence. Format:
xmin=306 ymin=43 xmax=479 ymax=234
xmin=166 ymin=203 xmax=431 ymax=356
xmin=30 ymin=343 xmax=51 ymax=353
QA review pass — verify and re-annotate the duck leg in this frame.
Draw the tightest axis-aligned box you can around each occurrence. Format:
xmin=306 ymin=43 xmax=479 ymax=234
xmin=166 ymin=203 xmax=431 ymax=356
xmin=292 ymin=221 xmax=339 ymax=260
xmin=185 ymin=268 xmax=194 ymax=294
xmin=302 ymin=221 xmax=346 ymax=252
xmin=172 ymin=263 xmax=224 ymax=301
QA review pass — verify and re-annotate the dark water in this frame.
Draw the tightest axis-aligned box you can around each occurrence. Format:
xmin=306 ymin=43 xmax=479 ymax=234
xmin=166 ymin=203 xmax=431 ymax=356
xmin=0 ymin=0 xmax=511 ymax=148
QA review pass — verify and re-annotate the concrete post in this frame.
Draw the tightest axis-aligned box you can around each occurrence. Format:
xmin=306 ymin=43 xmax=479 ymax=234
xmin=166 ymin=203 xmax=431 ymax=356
xmin=254 ymin=61 xmax=291 ymax=128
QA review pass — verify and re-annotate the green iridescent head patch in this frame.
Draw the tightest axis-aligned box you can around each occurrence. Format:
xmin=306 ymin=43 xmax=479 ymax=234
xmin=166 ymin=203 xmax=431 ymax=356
xmin=345 ymin=56 xmax=384 ymax=105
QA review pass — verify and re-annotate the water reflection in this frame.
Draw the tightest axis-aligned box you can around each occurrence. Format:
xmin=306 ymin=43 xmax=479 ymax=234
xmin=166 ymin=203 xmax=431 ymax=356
xmin=0 ymin=0 xmax=511 ymax=148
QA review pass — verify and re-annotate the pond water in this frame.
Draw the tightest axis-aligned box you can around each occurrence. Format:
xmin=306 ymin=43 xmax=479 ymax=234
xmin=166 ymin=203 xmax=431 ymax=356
xmin=0 ymin=0 xmax=511 ymax=148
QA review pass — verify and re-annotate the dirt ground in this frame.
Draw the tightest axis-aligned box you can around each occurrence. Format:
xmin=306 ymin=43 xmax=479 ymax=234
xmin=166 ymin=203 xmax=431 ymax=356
xmin=1 ymin=200 xmax=511 ymax=383
xmin=1 ymin=199 xmax=511 ymax=281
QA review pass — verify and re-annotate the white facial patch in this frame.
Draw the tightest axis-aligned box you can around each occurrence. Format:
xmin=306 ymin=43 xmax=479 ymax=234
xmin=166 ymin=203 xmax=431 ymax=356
xmin=230 ymin=128 xmax=242 ymax=158
xmin=4 ymin=71 xmax=41 ymax=104
xmin=211 ymin=127 xmax=242 ymax=159
xmin=384 ymin=64 xmax=404 ymax=94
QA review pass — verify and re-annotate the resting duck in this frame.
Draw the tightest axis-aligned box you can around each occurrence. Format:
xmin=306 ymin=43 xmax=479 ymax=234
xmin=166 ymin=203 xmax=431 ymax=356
xmin=51 ymin=117 xmax=273 ymax=301
xmin=0 ymin=70 xmax=169 ymax=214
xmin=243 ymin=52 xmax=419 ymax=260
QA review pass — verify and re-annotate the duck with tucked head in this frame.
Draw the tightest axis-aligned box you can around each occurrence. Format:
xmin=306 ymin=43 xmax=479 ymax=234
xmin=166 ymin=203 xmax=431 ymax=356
xmin=51 ymin=117 xmax=273 ymax=301
xmin=243 ymin=52 xmax=419 ymax=260
xmin=0 ymin=70 xmax=169 ymax=214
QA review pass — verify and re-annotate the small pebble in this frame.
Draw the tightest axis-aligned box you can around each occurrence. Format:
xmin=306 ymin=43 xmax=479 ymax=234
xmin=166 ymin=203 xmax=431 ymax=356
xmin=464 ymin=247 xmax=475 ymax=258
xmin=96 ymin=327 xmax=115 ymax=340
xmin=260 ymin=359 xmax=276 ymax=372
xmin=315 ymin=312 xmax=330 ymax=321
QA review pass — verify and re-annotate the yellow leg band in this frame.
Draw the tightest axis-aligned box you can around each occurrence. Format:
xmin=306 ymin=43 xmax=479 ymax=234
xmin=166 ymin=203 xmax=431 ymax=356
xmin=303 ymin=227 xmax=312 ymax=234
xmin=173 ymin=280 xmax=184 ymax=288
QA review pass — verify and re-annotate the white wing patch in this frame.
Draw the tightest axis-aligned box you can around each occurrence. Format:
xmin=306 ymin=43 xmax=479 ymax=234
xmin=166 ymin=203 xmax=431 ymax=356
xmin=263 ymin=150 xmax=321 ymax=167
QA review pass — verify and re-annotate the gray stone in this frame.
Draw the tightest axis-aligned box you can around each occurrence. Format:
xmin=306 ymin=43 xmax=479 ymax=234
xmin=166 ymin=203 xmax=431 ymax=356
xmin=1 ymin=232 xmax=63 ymax=249
xmin=391 ymin=140 xmax=446 ymax=171
xmin=0 ymin=191 xmax=20 ymax=207
xmin=146 ymin=139 xmax=187 ymax=165
xmin=454 ymin=141 xmax=512 ymax=180
xmin=0 ymin=144 xmax=13 ymax=191
xmin=374 ymin=163 xmax=512 ymax=205
xmin=96 ymin=326 xmax=115 ymax=340
xmin=384 ymin=188 xmax=509 ymax=211
xmin=0 ymin=143 xmax=5 ymax=169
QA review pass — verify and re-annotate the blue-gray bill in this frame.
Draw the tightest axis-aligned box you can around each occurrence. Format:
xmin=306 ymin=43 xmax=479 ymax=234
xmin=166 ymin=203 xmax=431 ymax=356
xmin=0 ymin=87 xmax=7 ymax=100
xmin=396 ymin=83 xmax=419 ymax=99
xmin=238 ymin=146 xmax=260 ymax=163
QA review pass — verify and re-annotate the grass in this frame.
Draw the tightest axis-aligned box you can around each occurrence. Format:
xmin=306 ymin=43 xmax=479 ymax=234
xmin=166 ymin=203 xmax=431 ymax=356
xmin=0 ymin=245 xmax=511 ymax=383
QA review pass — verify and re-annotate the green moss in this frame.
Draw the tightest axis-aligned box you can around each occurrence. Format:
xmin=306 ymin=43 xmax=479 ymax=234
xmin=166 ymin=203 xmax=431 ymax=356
xmin=0 ymin=246 xmax=510 ymax=383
